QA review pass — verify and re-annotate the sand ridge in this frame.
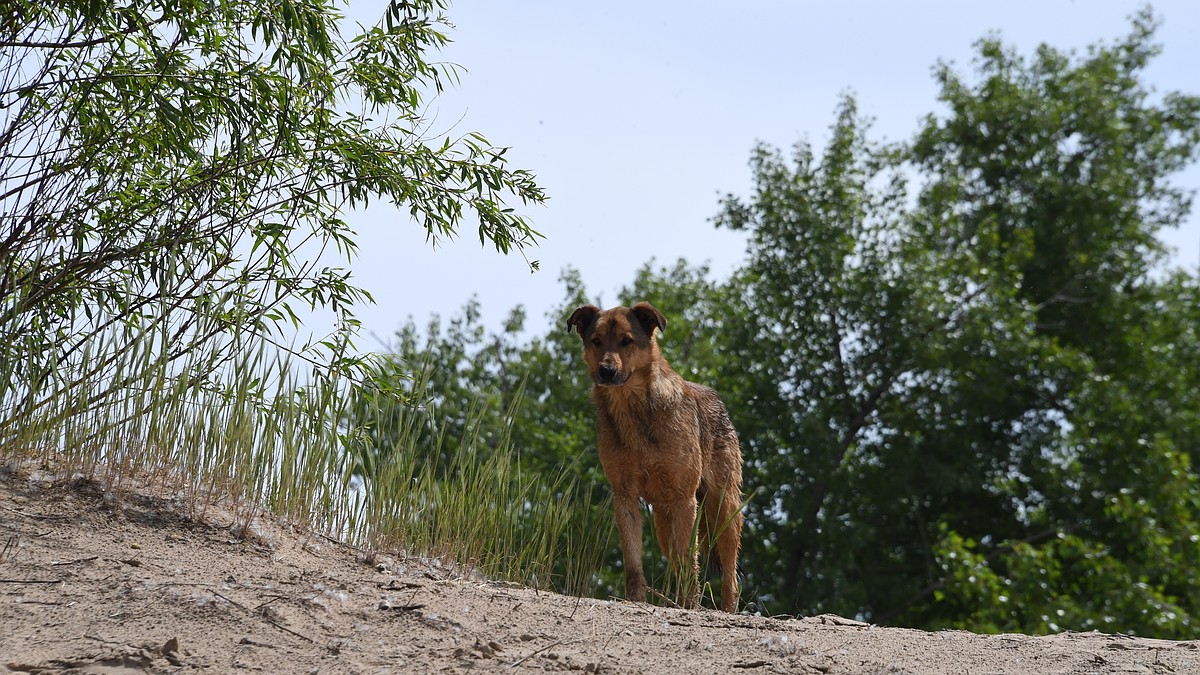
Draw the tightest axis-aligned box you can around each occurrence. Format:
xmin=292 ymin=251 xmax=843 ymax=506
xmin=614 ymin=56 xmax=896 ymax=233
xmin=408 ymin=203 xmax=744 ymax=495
xmin=2 ymin=471 xmax=1197 ymax=674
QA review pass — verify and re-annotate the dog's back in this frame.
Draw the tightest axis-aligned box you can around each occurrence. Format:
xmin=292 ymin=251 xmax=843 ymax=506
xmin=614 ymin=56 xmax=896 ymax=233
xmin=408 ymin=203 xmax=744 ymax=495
xmin=685 ymin=381 xmax=742 ymax=493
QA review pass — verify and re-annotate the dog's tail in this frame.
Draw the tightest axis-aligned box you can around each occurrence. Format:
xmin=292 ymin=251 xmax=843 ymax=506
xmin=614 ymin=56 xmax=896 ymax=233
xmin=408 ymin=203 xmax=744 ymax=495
xmin=702 ymin=553 xmax=746 ymax=581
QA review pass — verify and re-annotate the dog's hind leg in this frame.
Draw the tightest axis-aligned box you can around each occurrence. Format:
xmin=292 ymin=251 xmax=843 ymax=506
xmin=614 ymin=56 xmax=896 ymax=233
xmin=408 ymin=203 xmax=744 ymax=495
xmin=706 ymin=489 xmax=743 ymax=613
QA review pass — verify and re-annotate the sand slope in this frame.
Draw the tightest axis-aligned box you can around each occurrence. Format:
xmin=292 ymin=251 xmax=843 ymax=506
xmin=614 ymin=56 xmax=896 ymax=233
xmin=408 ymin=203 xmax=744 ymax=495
xmin=2 ymin=472 xmax=1197 ymax=674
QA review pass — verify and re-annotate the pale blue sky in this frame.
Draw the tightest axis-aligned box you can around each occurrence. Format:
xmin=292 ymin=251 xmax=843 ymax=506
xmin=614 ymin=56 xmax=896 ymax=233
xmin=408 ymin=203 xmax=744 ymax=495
xmin=337 ymin=1 xmax=1200 ymax=345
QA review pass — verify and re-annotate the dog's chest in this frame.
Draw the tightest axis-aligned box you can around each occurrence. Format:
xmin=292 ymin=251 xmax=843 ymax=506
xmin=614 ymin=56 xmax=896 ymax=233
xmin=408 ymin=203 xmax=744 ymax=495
xmin=595 ymin=395 xmax=702 ymax=503
xmin=596 ymin=393 xmax=685 ymax=452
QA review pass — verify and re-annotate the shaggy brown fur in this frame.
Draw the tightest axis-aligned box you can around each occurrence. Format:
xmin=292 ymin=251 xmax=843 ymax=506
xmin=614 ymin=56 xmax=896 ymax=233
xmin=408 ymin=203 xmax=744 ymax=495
xmin=567 ymin=302 xmax=744 ymax=612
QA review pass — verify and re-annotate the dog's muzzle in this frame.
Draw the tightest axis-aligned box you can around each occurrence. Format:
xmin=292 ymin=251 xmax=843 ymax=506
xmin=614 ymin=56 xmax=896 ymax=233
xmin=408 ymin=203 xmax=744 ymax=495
xmin=597 ymin=363 xmax=618 ymax=384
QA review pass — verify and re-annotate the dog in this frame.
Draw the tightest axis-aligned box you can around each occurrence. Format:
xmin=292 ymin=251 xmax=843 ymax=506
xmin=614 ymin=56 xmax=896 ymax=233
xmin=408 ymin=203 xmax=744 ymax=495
xmin=567 ymin=302 xmax=743 ymax=612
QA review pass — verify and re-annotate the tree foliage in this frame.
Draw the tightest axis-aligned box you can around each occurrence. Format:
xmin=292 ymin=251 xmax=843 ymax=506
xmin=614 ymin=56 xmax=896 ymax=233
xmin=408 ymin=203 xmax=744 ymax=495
xmin=362 ymin=13 xmax=1200 ymax=636
xmin=715 ymin=11 xmax=1200 ymax=635
xmin=0 ymin=0 xmax=545 ymax=438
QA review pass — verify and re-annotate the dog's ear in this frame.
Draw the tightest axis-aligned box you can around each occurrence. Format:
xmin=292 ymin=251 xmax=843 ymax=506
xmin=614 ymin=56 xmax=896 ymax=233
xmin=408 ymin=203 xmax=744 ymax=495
xmin=566 ymin=305 xmax=601 ymax=336
xmin=630 ymin=302 xmax=667 ymax=337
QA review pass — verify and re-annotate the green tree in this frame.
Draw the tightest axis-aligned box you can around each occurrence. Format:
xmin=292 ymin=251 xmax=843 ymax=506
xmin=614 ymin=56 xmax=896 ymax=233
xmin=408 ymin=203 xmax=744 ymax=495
xmin=0 ymin=0 xmax=544 ymax=440
xmin=715 ymin=10 xmax=1200 ymax=635
xmin=361 ymin=268 xmax=592 ymax=480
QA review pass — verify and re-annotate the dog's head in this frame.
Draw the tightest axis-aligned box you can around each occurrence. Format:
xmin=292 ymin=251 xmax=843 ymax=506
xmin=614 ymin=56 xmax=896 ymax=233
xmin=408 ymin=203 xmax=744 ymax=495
xmin=566 ymin=302 xmax=667 ymax=386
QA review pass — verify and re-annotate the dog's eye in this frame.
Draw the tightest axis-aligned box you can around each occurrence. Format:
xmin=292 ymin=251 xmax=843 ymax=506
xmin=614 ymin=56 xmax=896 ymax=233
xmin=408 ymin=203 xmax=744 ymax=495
xmin=620 ymin=336 xmax=634 ymax=347
xmin=591 ymin=337 xmax=602 ymax=347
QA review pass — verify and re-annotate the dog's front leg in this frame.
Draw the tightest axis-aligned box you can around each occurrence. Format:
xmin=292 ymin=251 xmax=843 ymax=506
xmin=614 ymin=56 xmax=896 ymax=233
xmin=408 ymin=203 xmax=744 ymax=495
xmin=652 ymin=498 xmax=701 ymax=610
xmin=613 ymin=494 xmax=647 ymax=603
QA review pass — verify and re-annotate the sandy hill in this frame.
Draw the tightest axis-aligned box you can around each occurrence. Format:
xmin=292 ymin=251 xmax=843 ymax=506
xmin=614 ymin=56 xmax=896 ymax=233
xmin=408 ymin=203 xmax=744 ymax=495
xmin=2 ymin=470 xmax=1197 ymax=674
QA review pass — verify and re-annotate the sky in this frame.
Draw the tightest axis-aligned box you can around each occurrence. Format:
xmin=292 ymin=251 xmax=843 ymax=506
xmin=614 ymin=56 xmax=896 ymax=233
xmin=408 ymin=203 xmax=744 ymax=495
xmin=332 ymin=1 xmax=1200 ymax=348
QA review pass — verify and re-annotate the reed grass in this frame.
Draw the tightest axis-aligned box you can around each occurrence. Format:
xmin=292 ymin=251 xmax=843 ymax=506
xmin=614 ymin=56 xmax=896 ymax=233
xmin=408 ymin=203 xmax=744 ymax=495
xmin=0 ymin=310 xmax=609 ymax=597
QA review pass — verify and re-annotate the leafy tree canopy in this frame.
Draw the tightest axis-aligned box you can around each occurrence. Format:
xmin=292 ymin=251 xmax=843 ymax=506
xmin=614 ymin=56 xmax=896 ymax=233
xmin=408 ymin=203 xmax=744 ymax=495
xmin=713 ymin=9 xmax=1200 ymax=635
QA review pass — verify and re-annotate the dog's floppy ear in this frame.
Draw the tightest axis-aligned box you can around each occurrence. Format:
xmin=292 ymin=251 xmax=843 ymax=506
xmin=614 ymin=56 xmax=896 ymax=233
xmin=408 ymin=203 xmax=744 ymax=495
xmin=630 ymin=302 xmax=667 ymax=337
xmin=566 ymin=305 xmax=601 ymax=336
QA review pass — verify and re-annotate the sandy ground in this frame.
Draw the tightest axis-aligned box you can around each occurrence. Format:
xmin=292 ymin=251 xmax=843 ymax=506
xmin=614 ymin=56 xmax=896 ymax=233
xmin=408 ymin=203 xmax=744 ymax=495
xmin=2 ymin=470 xmax=1198 ymax=674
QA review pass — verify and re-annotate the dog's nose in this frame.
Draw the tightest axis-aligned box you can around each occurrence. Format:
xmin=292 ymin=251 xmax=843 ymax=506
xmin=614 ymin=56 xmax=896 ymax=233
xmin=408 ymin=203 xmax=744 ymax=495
xmin=598 ymin=363 xmax=617 ymax=383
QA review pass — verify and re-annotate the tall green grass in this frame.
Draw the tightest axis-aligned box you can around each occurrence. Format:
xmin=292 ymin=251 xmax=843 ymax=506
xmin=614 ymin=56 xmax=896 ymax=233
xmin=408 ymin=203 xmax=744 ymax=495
xmin=0 ymin=314 xmax=609 ymax=597
xmin=345 ymin=372 xmax=610 ymax=595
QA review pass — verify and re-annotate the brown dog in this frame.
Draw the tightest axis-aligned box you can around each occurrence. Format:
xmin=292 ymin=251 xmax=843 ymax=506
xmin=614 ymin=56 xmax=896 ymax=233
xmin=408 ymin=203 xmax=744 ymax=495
xmin=567 ymin=302 xmax=743 ymax=612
